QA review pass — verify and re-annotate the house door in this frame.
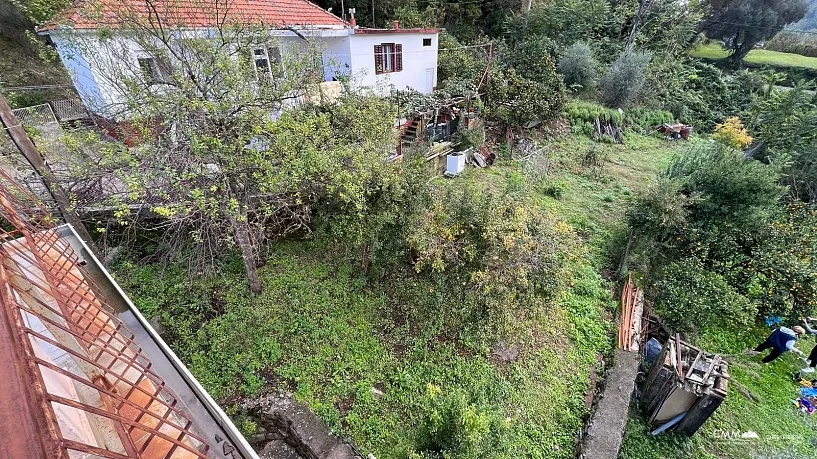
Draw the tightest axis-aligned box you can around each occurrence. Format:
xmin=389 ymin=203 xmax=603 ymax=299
xmin=425 ymin=68 xmax=435 ymax=93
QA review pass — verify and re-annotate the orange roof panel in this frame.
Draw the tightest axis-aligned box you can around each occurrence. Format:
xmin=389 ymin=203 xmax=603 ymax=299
xmin=39 ymin=0 xmax=344 ymax=32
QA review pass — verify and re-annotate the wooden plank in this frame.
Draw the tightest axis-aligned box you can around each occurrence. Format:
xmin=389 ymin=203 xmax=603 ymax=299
xmin=685 ymin=350 xmax=702 ymax=379
xmin=675 ymin=333 xmax=684 ymax=383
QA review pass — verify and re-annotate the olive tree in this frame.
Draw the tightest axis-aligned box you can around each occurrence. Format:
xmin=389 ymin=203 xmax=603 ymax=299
xmin=558 ymin=42 xmax=598 ymax=90
xmin=600 ymin=51 xmax=652 ymax=108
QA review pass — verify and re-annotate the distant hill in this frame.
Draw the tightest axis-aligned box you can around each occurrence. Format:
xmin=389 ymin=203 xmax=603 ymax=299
xmin=790 ymin=0 xmax=817 ymax=31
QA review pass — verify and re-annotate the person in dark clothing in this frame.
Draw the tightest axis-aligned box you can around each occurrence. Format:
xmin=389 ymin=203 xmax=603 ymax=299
xmin=802 ymin=318 xmax=817 ymax=367
xmin=754 ymin=326 xmax=807 ymax=363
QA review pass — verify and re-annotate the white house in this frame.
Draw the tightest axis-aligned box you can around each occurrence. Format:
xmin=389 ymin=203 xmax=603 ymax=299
xmin=37 ymin=0 xmax=439 ymax=115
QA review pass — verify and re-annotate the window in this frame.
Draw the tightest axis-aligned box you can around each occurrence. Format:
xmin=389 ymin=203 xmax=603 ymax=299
xmin=423 ymin=38 xmax=432 ymax=47
xmin=137 ymin=57 xmax=170 ymax=83
xmin=374 ymin=43 xmax=403 ymax=75
xmin=252 ymin=45 xmax=282 ymax=80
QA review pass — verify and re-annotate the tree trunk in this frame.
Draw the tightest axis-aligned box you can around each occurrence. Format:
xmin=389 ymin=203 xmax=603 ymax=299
xmin=361 ymin=242 xmax=371 ymax=275
xmin=729 ymin=39 xmax=754 ymax=69
xmin=0 ymin=93 xmax=101 ymax=258
xmin=626 ymin=0 xmax=651 ymax=51
xmin=229 ymin=210 xmax=262 ymax=294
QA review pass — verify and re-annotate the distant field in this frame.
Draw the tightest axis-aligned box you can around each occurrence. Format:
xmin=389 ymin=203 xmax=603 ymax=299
xmin=692 ymin=42 xmax=817 ymax=70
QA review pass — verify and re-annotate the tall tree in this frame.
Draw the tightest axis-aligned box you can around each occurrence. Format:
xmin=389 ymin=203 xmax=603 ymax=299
xmin=701 ymin=0 xmax=808 ymax=66
xmin=59 ymin=0 xmax=397 ymax=292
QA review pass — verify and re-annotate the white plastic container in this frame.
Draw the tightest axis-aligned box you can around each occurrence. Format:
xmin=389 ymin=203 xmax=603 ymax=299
xmin=446 ymin=152 xmax=466 ymax=175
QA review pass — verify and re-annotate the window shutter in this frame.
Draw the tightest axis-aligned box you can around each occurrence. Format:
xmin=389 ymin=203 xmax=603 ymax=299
xmin=374 ymin=45 xmax=383 ymax=74
xmin=395 ymin=44 xmax=403 ymax=72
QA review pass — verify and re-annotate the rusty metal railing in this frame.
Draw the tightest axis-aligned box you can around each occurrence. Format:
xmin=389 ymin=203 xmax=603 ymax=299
xmin=0 ymin=168 xmax=210 ymax=459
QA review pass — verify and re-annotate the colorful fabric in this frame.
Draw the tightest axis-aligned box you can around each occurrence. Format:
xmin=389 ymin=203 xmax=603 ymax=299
xmin=800 ymin=387 xmax=817 ymax=398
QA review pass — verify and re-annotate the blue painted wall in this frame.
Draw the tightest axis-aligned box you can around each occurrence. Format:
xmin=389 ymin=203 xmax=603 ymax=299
xmin=50 ymin=35 xmax=105 ymax=112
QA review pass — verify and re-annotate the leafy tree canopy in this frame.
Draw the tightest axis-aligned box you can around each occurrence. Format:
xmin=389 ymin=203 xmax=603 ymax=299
xmin=701 ymin=0 xmax=808 ymax=65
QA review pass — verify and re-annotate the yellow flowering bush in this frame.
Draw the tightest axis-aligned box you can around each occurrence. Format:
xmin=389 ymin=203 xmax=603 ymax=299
xmin=712 ymin=117 xmax=753 ymax=149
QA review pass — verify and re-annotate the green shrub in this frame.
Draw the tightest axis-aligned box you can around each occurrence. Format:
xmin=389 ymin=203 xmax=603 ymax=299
xmin=485 ymin=68 xmax=565 ymax=127
xmin=504 ymin=35 xmax=561 ymax=83
xmin=558 ymin=42 xmax=598 ymax=90
xmin=564 ymin=101 xmax=671 ymax=134
xmin=746 ymin=203 xmax=817 ymax=320
xmin=765 ymin=31 xmax=817 ymax=57
xmin=665 ymin=145 xmax=785 ymax=233
xmin=656 ymin=258 xmax=756 ymax=335
xmin=407 ymin=176 xmax=572 ymax=332
xmin=410 ymin=384 xmax=510 ymax=458
xmin=539 ymin=179 xmax=568 ymax=199
xmin=624 ymin=107 xmax=674 ymax=133
xmin=453 ymin=120 xmax=485 ymax=151
xmin=601 ymin=51 xmax=653 ymax=108
xmin=565 ymin=100 xmax=622 ymax=126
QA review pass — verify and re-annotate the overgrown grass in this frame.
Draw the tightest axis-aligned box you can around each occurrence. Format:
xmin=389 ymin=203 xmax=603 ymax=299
xmin=692 ymin=43 xmax=817 ymax=71
xmin=114 ymin=235 xmax=613 ymax=457
xmin=621 ymin=326 xmax=817 ymax=458
xmin=527 ymin=134 xmax=693 ymax=268
xmin=0 ymin=35 xmax=73 ymax=108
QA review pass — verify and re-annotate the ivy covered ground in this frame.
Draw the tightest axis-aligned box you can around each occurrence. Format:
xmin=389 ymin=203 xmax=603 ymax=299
xmin=115 ymin=227 xmax=611 ymax=457
xmin=111 ymin=132 xmax=687 ymax=458
xmin=112 ymin=131 xmax=817 ymax=458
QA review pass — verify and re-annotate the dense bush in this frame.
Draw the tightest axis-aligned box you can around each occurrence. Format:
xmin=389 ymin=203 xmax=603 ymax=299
xmin=564 ymin=101 xmax=673 ymax=134
xmin=601 ymin=51 xmax=653 ymax=108
xmin=625 ymin=143 xmax=796 ymax=331
xmin=453 ymin=120 xmax=485 ymax=151
xmin=712 ymin=117 xmax=753 ymax=149
xmin=408 ymin=176 xmax=573 ymax=332
xmin=410 ymin=384 xmax=510 ymax=458
xmin=656 ymin=258 xmax=755 ymax=337
xmin=565 ymin=100 xmax=623 ymax=126
xmin=747 ymin=84 xmax=817 ymax=202
xmin=503 ymin=0 xmax=624 ymax=55
xmin=437 ymin=31 xmax=491 ymax=89
xmin=766 ymin=31 xmax=817 ymax=57
xmin=622 ymin=178 xmax=694 ymax=275
xmin=637 ymin=59 xmax=766 ymax=133
xmin=624 ymin=107 xmax=675 ymax=133
xmin=745 ymin=203 xmax=817 ymax=319
xmin=504 ymin=35 xmax=560 ymax=83
xmin=558 ymin=42 xmax=598 ymax=89
xmin=665 ymin=145 xmax=785 ymax=233
xmin=485 ymin=68 xmax=565 ymax=127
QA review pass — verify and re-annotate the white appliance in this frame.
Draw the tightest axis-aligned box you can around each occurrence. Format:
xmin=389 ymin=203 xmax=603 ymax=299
xmin=446 ymin=152 xmax=466 ymax=175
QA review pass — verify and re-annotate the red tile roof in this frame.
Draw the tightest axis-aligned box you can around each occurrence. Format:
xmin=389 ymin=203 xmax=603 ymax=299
xmin=38 ymin=0 xmax=344 ymax=32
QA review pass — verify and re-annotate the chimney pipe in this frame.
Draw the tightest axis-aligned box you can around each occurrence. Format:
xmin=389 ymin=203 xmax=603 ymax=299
xmin=394 ymin=20 xmax=399 ymax=29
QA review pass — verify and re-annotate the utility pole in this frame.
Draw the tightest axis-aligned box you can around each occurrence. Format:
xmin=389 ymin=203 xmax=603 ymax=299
xmin=371 ymin=0 xmax=375 ymax=27
xmin=0 ymin=92 xmax=100 ymax=257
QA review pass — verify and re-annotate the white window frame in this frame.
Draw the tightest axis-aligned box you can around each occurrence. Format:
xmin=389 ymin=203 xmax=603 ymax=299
xmin=252 ymin=45 xmax=282 ymax=80
xmin=382 ymin=43 xmax=395 ymax=73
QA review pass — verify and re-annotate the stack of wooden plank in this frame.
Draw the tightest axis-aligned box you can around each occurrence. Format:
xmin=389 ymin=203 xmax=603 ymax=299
xmin=618 ymin=274 xmax=644 ymax=352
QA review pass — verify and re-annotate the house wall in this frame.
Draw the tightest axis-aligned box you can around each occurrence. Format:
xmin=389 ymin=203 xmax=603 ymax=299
xmin=348 ymin=32 xmax=438 ymax=95
xmin=50 ymin=35 xmax=107 ymax=114
xmin=48 ymin=28 xmax=438 ymax=117
xmin=319 ymin=35 xmax=352 ymax=82
xmin=51 ymin=31 xmax=170 ymax=118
